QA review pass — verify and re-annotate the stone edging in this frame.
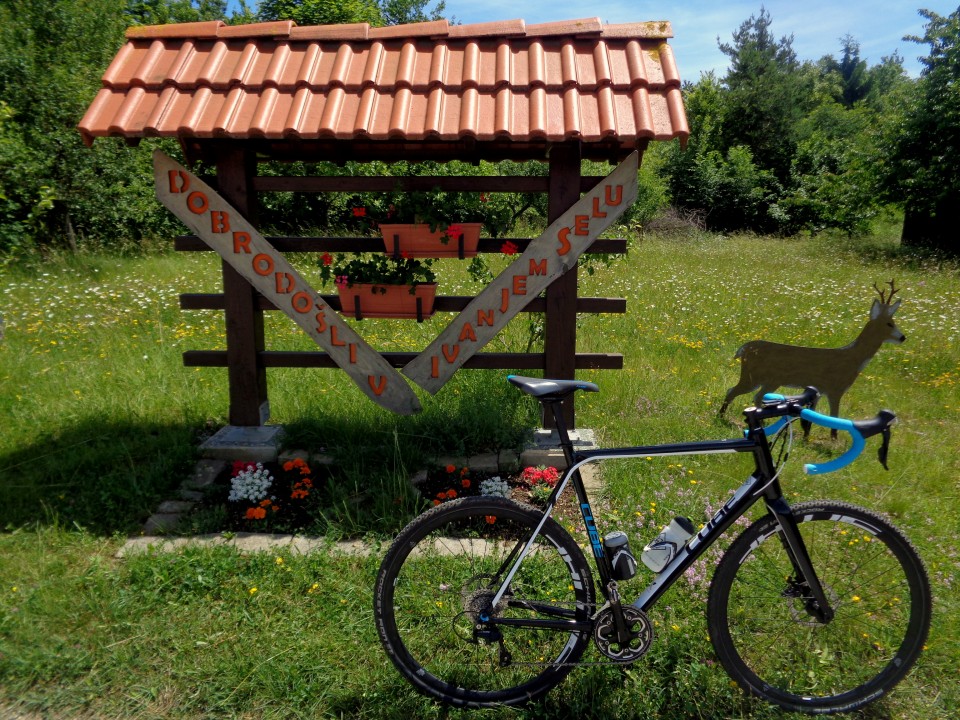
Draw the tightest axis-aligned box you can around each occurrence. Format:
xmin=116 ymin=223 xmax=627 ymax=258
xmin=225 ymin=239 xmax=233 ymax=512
xmin=128 ymin=429 xmax=601 ymax=557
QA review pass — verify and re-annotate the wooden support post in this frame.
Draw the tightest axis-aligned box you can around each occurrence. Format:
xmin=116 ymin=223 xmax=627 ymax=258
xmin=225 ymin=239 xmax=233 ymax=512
xmin=216 ymin=147 xmax=269 ymax=426
xmin=545 ymin=143 xmax=582 ymax=428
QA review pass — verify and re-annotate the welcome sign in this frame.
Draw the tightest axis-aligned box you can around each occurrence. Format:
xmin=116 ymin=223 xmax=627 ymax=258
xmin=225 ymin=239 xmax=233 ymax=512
xmin=154 ymin=151 xmax=421 ymax=415
xmin=154 ymin=151 xmax=637 ymax=414
xmin=403 ymin=154 xmax=637 ymax=392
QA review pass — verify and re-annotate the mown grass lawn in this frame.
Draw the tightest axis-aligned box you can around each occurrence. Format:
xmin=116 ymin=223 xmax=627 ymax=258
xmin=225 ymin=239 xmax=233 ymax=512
xmin=1 ymin=230 xmax=957 ymax=719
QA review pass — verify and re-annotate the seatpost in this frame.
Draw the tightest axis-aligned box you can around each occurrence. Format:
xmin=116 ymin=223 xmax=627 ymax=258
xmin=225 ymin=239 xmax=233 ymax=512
xmin=546 ymin=400 xmax=577 ymax=467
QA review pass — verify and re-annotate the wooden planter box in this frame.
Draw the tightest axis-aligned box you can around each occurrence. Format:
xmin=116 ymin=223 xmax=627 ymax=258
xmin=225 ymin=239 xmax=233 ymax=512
xmin=337 ymin=282 xmax=438 ymax=321
xmin=380 ymin=223 xmax=482 ymax=258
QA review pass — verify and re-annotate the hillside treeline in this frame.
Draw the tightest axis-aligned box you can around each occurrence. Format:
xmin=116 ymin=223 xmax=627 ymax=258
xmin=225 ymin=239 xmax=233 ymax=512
xmin=1 ymin=1 xmax=957 ymax=260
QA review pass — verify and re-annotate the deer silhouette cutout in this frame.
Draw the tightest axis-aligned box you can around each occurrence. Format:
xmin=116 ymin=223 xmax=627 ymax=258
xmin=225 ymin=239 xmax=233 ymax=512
xmin=719 ymin=281 xmax=905 ymax=434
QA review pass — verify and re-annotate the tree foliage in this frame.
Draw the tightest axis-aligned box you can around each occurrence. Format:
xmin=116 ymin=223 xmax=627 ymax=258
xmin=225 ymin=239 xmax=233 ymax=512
xmin=881 ymin=8 xmax=960 ymax=253
xmin=256 ymin=0 xmax=445 ymax=27
xmin=661 ymin=7 xmax=915 ymax=239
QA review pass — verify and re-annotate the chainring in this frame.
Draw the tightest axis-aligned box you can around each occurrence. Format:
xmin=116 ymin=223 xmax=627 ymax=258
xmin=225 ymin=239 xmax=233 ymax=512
xmin=592 ymin=605 xmax=654 ymax=663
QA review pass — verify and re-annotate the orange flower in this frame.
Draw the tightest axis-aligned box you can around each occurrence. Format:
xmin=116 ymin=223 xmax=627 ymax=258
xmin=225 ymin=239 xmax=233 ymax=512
xmin=447 ymin=489 xmax=457 ymax=499
xmin=245 ymin=507 xmax=266 ymax=520
xmin=460 ymin=467 xmax=469 ymax=476
xmin=485 ymin=515 xmax=497 ymax=525
xmin=445 ymin=464 xmax=456 ymax=473
xmin=433 ymin=499 xmax=441 ymax=506
xmin=352 ymin=207 xmax=366 ymax=217
xmin=461 ymin=478 xmax=471 ymax=489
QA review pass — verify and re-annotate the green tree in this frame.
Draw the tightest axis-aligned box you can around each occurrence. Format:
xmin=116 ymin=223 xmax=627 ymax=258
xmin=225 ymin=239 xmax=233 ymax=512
xmin=717 ymin=7 xmax=809 ymax=182
xmin=821 ymin=35 xmax=872 ymax=107
xmin=126 ymin=0 xmax=226 ymax=24
xmin=256 ymin=0 xmax=445 ymax=26
xmin=882 ymin=8 xmax=960 ymax=253
xmin=257 ymin=0 xmax=382 ymax=26
xmin=0 ymin=0 xmax=186 ymax=257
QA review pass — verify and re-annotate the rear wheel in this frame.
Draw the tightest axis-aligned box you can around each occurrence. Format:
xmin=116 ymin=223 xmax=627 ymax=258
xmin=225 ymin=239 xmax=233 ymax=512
xmin=708 ymin=501 xmax=931 ymax=714
xmin=374 ymin=496 xmax=595 ymax=707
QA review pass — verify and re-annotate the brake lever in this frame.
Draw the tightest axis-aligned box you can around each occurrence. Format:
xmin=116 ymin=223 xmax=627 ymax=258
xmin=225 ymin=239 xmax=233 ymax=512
xmin=878 ymin=427 xmax=892 ymax=470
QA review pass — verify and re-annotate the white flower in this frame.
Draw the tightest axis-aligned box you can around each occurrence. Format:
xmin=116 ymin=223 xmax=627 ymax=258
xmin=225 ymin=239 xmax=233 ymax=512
xmin=480 ymin=476 xmax=511 ymax=499
xmin=228 ymin=462 xmax=275 ymax=503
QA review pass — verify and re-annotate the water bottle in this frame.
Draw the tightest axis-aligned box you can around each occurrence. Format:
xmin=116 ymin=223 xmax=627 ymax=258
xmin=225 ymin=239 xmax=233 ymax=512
xmin=641 ymin=516 xmax=695 ymax=573
xmin=603 ymin=531 xmax=638 ymax=580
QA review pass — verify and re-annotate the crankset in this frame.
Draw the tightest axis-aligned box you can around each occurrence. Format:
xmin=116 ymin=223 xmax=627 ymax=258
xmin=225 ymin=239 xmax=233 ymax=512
xmin=592 ymin=605 xmax=654 ymax=663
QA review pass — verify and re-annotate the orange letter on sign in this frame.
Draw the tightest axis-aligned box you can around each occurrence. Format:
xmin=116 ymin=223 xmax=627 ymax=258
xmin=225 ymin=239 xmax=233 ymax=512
xmin=477 ymin=309 xmax=495 ymax=326
xmin=529 ymin=258 xmax=548 ymax=276
xmin=574 ymin=215 xmax=589 ymax=235
xmin=168 ymin=170 xmax=190 ymax=194
xmin=512 ymin=275 xmax=527 ymax=295
xmin=368 ymin=375 xmax=387 ymax=395
xmin=592 ymin=196 xmax=607 ymax=218
xmin=186 ymin=191 xmax=209 ymax=215
xmin=442 ymin=344 xmax=459 ymax=363
xmin=211 ymin=211 xmax=230 ymax=233
xmin=330 ymin=326 xmax=347 ymax=347
xmin=233 ymin=232 xmax=252 ymax=254
xmin=605 ymin=184 xmax=623 ymax=206
xmin=252 ymin=253 xmax=274 ymax=276
xmin=275 ymin=272 xmax=295 ymax=293
xmin=458 ymin=322 xmax=477 ymax=342
xmin=291 ymin=291 xmax=312 ymax=313
xmin=556 ymin=227 xmax=571 ymax=256
xmin=500 ymin=288 xmax=510 ymax=313
xmin=315 ymin=311 xmax=328 ymax=333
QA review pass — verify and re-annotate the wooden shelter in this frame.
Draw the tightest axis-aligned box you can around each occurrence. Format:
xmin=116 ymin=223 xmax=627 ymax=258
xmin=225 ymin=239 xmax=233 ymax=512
xmin=79 ymin=16 xmax=688 ymax=427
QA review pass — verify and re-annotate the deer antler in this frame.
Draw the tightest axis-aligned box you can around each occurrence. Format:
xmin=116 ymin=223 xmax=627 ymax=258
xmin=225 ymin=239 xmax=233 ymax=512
xmin=874 ymin=279 xmax=899 ymax=305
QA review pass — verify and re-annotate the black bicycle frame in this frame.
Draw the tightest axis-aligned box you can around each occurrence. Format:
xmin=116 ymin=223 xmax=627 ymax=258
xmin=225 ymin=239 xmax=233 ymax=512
xmin=486 ymin=399 xmax=835 ymax=630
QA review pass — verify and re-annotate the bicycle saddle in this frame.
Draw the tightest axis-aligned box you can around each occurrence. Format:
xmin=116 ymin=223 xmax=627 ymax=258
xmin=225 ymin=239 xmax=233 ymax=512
xmin=507 ymin=375 xmax=600 ymax=400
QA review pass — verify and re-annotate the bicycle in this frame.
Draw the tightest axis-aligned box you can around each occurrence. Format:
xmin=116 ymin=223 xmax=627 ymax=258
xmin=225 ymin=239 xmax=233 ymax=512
xmin=374 ymin=376 xmax=932 ymax=714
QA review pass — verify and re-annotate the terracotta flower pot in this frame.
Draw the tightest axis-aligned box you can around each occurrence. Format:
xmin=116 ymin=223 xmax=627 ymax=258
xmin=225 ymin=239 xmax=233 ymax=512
xmin=337 ymin=282 xmax=438 ymax=321
xmin=379 ymin=223 xmax=482 ymax=258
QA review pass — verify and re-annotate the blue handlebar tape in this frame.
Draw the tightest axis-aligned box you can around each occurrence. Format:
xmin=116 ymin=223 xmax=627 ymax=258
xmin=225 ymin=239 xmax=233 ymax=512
xmin=762 ymin=393 xmax=786 ymax=403
xmin=800 ymin=408 xmax=865 ymax=474
xmin=753 ymin=416 xmax=789 ymax=438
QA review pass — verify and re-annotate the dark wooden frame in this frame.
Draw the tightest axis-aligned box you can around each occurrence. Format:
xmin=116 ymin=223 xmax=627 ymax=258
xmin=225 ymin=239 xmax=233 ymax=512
xmin=177 ymin=140 xmax=634 ymax=428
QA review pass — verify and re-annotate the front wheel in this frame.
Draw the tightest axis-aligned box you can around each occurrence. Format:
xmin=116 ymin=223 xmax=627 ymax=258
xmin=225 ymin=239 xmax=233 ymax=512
xmin=708 ymin=501 xmax=931 ymax=714
xmin=374 ymin=496 xmax=595 ymax=708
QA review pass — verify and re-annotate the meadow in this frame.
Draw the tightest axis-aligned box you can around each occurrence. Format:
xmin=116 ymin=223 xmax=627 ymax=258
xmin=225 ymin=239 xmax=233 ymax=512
xmin=0 ymin=229 xmax=957 ymax=719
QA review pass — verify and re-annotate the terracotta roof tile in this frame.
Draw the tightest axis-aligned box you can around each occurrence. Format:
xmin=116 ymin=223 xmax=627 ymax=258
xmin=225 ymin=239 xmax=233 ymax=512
xmin=79 ymin=17 xmax=688 ymax=150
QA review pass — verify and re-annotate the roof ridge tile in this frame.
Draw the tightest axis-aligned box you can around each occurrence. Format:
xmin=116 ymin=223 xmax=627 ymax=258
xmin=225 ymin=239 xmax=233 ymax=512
xmin=602 ymin=21 xmax=673 ymax=39
xmin=370 ymin=19 xmax=449 ymax=39
xmin=526 ymin=18 xmax=602 ymax=38
xmin=448 ymin=19 xmax=525 ymax=39
xmin=218 ymin=21 xmax=293 ymax=38
xmin=126 ymin=21 xmax=222 ymax=40
xmin=290 ymin=23 xmax=369 ymax=41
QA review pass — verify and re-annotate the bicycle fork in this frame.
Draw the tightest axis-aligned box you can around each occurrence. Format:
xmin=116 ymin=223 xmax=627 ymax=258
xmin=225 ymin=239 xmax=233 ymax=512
xmin=766 ymin=497 xmax=836 ymax=623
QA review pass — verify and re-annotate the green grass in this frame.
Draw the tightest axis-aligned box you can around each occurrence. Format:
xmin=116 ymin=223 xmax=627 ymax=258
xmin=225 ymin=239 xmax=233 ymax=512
xmin=1 ymin=232 xmax=957 ymax=718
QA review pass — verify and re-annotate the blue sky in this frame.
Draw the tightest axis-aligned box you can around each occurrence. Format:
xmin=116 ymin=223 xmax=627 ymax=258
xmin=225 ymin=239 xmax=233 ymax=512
xmin=444 ymin=1 xmax=958 ymax=80
xmin=229 ymin=2 xmax=958 ymax=79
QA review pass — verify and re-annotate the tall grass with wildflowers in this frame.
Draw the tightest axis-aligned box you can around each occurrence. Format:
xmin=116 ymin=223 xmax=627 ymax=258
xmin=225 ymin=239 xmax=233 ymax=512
xmin=0 ymin=231 xmax=957 ymax=718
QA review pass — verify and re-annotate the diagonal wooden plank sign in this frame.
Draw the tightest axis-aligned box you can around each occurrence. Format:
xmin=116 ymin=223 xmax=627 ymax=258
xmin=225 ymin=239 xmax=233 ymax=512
xmin=403 ymin=152 xmax=638 ymax=393
xmin=153 ymin=151 xmax=421 ymax=415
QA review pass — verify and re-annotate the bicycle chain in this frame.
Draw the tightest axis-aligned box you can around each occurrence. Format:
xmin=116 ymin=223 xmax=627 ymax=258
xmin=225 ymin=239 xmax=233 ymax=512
xmin=469 ymin=600 xmax=654 ymax=668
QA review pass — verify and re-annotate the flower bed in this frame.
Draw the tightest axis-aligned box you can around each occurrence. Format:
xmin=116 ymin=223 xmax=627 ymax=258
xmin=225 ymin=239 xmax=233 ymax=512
xmin=416 ymin=463 xmax=584 ymax=529
xmin=191 ymin=458 xmax=334 ymax=533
